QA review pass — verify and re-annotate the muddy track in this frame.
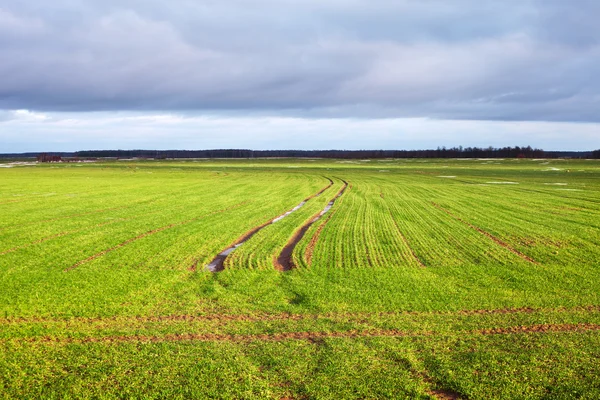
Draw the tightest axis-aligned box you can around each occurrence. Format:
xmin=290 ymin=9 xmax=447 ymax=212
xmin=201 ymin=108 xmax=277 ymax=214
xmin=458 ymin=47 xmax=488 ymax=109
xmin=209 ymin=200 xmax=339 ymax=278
xmin=275 ymin=180 xmax=348 ymax=271
xmin=9 ymin=322 xmax=600 ymax=345
xmin=65 ymin=202 xmax=248 ymax=272
xmin=2 ymin=305 xmax=599 ymax=325
xmin=202 ymin=178 xmax=334 ymax=272
xmin=431 ymin=202 xmax=539 ymax=265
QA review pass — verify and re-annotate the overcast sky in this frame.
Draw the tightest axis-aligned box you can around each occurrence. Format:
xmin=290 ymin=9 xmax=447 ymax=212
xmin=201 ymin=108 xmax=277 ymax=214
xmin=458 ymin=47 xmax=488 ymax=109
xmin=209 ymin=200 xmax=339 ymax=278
xmin=1 ymin=0 xmax=599 ymax=152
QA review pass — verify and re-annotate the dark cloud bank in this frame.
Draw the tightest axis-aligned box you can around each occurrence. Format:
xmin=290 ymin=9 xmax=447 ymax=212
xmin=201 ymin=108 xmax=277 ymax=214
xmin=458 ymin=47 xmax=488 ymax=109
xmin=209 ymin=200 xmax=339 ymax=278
xmin=0 ymin=0 xmax=599 ymax=123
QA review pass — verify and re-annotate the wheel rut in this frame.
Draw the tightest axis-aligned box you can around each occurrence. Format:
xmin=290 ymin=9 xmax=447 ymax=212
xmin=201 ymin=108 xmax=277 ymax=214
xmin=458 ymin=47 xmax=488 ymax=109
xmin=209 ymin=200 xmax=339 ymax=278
xmin=275 ymin=180 xmax=348 ymax=271
xmin=432 ymin=202 xmax=538 ymax=265
xmin=65 ymin=202 xmax=248 ymax=272
xmin=203 ymin=178 xmax=334 ymax=272
xmin=9 ymin=322 xmax=600 ymax=345
xmin=3 ymin=305 xmax=599 ymax=325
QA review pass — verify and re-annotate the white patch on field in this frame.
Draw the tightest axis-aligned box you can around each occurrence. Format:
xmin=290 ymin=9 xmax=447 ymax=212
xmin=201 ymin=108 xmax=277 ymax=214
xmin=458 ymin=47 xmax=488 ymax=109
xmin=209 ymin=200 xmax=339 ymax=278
xmin=543 ymin=167 xmax=562 ymax=171
xmin=544 ymin=183 xmax=568 ymax=185
xmin=438 ymin=175 xmax=456 ymax=178
xmin=0 ymin=162 xmax=37 ymax=167
xmin=486 ymin=181 xmax=518 ymax=184
xmin=556 ymin=189 xmax=583 ymax=191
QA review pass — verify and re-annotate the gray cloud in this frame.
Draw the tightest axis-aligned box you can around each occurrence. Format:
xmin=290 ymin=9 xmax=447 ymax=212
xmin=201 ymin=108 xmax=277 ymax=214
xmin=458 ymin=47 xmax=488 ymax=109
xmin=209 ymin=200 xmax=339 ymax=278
xmin=0 ymin=0 xmax=599 ymax=122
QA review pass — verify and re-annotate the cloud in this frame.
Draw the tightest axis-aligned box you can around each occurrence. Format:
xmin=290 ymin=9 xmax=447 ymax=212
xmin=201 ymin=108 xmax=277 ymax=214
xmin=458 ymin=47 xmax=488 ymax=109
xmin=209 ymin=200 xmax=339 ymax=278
xmin=0 ymin=0 xmax=598 ymax=123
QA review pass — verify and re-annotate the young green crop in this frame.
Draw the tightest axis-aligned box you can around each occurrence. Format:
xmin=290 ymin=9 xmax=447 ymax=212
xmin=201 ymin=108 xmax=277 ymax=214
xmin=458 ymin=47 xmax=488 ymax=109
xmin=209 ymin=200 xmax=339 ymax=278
xmin=1 ymin=158 xmax=599 ymax=398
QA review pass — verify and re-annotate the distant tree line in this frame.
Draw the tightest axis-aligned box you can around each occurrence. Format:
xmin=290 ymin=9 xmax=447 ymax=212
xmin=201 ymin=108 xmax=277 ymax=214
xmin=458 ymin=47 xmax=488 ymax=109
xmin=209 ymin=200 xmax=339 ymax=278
xmin=36 ymin=153 xmax=63 ymax=162
xmin=73 ymin=146 xmax=591 ymax=159
xmin=2 ymin=147 xmax=597 ymax=160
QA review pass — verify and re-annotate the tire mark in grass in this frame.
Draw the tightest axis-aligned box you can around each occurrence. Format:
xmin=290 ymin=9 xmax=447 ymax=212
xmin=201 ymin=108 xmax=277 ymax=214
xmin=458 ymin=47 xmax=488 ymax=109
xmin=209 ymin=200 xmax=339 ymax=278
xmin=1 ymin=202 xmax=204 ymax=257
xmin=275 ymin=180 xmax=348 ymax=271
xmin=202 ymin=177 xmax=334 ymax=272
xmin=9 ymin=323 xmax=600 ymax=345
xmin=4 ymin=305 xmax=599 ymax=325
xmin=304 ymin=208 xmax=337 ymax=266
xmin=431 ymin=202 xmax=539 ymax=265
xmin=65 ymin=202 xmax=249 ymax=272
xmin=0 ymin=202 xmax=153 ymax=233
xmin=385 ymin=199 xmax=426 ymax=268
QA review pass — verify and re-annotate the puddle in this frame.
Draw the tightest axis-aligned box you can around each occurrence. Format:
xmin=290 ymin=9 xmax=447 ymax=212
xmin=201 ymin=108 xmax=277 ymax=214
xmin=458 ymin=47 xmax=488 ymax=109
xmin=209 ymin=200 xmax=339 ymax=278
xmin=205 ymin=178 xmax=333 ymax=272
xmin=276 ymin=181 xmax=348 ymax=271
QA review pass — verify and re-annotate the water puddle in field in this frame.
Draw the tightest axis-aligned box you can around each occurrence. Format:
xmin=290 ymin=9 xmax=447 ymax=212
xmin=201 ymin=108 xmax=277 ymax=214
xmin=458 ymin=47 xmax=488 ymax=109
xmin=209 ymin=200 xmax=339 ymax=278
xmin=205 ymin=201 xmax=308 ymax=272
xmin=205 ymin=178 xmax=334 ymax=272
xmin=276 ymin=180 xmax=348 ymax=271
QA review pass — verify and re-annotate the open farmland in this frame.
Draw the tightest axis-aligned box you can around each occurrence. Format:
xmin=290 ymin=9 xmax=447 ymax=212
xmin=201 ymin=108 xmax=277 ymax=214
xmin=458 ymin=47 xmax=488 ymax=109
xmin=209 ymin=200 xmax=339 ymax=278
xmin=1 ymin=158 xmax=599 ymax=399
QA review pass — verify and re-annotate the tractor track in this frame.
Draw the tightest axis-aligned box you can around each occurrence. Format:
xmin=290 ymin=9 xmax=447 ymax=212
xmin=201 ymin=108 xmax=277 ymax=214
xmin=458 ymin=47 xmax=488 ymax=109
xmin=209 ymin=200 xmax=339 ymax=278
xmin=3 ymin=305 xmax=598 ymax=326
xmin=202 ymin=177 xmax=334 ymax=272
xmin=275 ymin=180 xmax=348 ymax=271
xmin=65 ymin=202 xmax=249 ymax=271
xmin=5 ymin=323 xmax=599 ymax=345
xmin=432 ymin=202 xmax=539 ymax=265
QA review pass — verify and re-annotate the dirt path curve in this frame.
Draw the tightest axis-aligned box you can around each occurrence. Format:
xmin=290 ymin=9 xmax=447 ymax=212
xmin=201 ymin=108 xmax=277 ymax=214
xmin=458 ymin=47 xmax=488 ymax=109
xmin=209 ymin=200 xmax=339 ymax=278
xmin=275 ymin=179 xmax=348 ymax=271
xmin=203 ymin=177 xmax=334 ymax=272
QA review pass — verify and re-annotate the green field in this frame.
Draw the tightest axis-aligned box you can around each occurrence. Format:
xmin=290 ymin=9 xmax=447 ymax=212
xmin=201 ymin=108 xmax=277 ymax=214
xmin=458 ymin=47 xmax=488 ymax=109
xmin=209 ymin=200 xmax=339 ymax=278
xmin=1 ymin=158 xmax=599 ymax=399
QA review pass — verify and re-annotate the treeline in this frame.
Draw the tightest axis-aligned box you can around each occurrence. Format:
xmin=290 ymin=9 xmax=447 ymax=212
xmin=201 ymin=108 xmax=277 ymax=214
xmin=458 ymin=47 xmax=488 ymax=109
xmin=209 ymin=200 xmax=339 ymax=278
xmin=2 ymin=147 xmax=598 ymax=160
xmin=74 ymin=146 xmax=594 ymax=159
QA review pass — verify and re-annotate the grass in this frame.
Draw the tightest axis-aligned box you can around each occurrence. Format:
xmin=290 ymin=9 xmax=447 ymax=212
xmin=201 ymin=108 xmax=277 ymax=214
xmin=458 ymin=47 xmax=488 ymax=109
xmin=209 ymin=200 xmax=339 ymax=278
xmin=1 ymin=157 xmax=599 ymax=398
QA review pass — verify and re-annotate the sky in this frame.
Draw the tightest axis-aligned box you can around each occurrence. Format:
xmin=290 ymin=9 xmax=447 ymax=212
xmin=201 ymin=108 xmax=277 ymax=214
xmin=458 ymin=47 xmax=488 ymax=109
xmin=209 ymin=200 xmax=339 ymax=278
xmin=0 ymin=0 xmax=599 ymax=152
